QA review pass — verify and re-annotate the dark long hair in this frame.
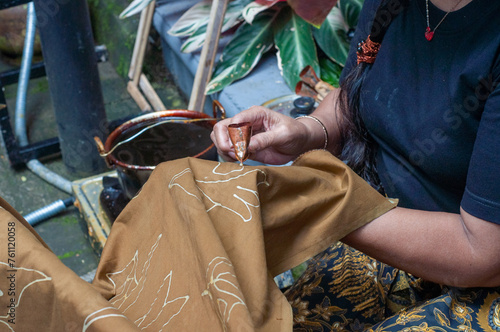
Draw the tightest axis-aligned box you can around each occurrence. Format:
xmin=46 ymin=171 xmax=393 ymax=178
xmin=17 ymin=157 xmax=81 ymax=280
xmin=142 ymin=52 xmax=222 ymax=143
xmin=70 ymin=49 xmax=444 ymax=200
xmin=338 ymin=0 xmax=410 ymax=193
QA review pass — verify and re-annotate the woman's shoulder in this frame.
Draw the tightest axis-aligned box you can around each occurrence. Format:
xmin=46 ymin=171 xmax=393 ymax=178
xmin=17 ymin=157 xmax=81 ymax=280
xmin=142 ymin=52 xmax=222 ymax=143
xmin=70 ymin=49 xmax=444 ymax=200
xmin=354 ymin=0 xmax=383 ymax=37
xmin=357 ymin=0 xmax=407 ymax=36
xmin=359 ymin=0 xmax=384 ymax=21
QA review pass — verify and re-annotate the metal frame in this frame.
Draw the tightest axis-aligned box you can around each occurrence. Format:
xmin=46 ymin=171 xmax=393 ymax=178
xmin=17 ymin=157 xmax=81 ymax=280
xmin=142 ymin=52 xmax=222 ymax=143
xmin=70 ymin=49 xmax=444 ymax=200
xmin=0 ymin=0 xmax=30 ymax=10
xmin=0 ymin=63 xmax=60 ymax=169
xmin=0 ymin=46 xmax=109 ymax=169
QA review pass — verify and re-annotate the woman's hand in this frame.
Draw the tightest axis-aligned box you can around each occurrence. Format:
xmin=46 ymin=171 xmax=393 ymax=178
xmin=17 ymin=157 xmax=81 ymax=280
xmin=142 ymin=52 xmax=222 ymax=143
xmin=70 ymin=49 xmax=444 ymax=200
xmin=211 ymin=106 xmax=323 ymax=165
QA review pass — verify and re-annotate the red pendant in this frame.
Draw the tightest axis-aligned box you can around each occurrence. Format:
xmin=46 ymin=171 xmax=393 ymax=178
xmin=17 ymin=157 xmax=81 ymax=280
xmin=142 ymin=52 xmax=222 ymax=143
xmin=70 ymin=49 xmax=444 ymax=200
xmin=425 ymin=27 xmax=434 ymax=41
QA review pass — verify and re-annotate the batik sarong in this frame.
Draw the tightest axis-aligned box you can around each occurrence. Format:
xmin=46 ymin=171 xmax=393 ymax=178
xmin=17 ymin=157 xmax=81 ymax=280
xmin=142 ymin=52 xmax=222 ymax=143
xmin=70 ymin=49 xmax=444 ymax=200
xmin=285 ymin=242 xmax=500 ymax=332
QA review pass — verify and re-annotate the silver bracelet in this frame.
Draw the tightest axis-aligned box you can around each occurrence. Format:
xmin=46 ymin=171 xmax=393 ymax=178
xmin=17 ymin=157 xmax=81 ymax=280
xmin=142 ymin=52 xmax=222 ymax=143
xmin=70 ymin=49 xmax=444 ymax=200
xmin=295 ymin=115 xmax=328 ymax=150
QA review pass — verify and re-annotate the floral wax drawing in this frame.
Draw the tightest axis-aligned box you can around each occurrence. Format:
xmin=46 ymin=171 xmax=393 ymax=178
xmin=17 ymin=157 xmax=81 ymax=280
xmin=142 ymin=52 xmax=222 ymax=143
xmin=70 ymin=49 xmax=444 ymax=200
xmin=228 ymin=122 xmax=252 ymax=166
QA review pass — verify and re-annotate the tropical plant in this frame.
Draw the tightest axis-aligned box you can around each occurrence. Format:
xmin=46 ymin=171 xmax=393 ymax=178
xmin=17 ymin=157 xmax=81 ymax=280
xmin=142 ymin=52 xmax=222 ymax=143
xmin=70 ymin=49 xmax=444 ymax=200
xmin=121 ymin=0 xmax=364 ymax=95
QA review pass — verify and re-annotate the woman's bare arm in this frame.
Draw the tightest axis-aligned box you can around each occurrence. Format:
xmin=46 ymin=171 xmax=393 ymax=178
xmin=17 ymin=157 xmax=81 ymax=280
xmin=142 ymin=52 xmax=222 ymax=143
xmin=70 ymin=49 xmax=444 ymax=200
xmin=342 ymin=207 xmax=500 ymax=288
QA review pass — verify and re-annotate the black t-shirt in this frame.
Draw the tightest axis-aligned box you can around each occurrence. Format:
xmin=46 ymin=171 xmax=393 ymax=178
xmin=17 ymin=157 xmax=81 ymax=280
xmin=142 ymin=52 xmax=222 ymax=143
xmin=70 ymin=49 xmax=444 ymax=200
xmin=341 ymin=0 xmax=500 ymax=223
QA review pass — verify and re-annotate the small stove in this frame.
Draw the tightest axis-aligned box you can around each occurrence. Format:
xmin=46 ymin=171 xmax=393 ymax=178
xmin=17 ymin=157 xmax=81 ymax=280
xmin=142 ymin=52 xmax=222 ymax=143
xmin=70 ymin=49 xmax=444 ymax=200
xmin=72 ymin=171 xmax=129 ymax=253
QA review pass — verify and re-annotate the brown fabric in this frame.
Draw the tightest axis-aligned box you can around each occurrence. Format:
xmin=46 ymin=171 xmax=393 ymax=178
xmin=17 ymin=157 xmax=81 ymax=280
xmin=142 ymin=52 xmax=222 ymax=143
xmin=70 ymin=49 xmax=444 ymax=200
xmin=0 ymin=150 xmax=396 ymax=331
xmin=0 ymin=196 xmax=49 ymax=249
xmin=0 ymin=198 xmax=139 ymax=331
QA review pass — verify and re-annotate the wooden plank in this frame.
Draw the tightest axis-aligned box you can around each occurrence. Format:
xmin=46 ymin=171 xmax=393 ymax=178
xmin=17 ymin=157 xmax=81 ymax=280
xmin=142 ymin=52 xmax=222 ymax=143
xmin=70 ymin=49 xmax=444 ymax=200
xmin=139 ymin=74 xmax=167 ymax=111
xmin=126 ymin=0 xmax=167 ymax=113
xmin=127 ymin=81 xmax=152 ymax=111
xmin=129 ymin=0 xmax=156 ymax=85
xmin=128 ymin=2 xmax=148 ymax=80
xmin=188 ymin=0 xmax=229 ymax=112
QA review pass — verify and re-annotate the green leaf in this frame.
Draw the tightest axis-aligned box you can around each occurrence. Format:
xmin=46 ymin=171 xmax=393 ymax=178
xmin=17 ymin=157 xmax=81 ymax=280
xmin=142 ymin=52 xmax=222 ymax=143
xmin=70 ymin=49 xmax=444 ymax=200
xmin=274 ymin=6 xmax=319 ymax=90
xmin=313 ymin=6 xmax=350 ymax=66
xmin=180 ymin=24 xmax=208 ymax=53
xmin=206 ymin=11 xmax=276 ymax=94
xmin=170 ymin=0 xmax=252 ymax=38
xmin=168 ymin=1 xmax=212 ymax=37
xmin=339 ymin=0 xmax=364 ymax=27
xmin=227 ymin=0 xmax=258 ymax=23
xmin=243 ymin=1 xmax=275 ymax=24
xmin=176 ymin=0 xmax=253 ymax=53
xmin=119 ymin=0 xmax=153 ymax=19
xmin=319 ymin=57 xmax=343 ymax=87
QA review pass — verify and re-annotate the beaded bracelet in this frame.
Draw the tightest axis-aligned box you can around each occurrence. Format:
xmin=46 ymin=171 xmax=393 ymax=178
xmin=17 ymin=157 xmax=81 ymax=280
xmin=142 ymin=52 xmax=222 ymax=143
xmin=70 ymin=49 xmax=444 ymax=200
xmin=295 ymin=115 xmax=328 ymax=150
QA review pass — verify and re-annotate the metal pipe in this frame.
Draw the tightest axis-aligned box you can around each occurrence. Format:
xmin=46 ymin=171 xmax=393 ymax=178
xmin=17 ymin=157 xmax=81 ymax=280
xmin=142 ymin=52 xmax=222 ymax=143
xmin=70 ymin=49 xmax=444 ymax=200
xmin=11 ymin=5 xmax=74 ymax=228
xmin=14 ymin=5 xmax=73 ymax=195
xmin=26 ymin=160 xmax=73 ymax=194
xmin=33 ymin=0 xmax=108 ymax=176
xmin=14 ymin=2 xmax=36 ymax=147
xmin=24 ymin=197 xmax=75 ymax=226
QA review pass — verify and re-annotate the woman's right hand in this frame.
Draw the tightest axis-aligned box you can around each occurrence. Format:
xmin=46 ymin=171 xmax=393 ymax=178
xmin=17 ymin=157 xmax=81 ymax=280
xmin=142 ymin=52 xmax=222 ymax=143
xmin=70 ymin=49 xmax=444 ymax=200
xmin=211 ymin=105 xmax=321 ymax=165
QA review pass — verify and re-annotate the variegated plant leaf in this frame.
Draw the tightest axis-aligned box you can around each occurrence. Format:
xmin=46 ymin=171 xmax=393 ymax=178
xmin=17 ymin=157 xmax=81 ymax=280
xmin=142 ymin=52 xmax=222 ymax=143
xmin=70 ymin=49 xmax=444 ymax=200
xmin=226 ymin=0 xmax=258 ymax=24
xmin=169 ymin=0 xmax=253 ymax=38
xmin=180 ymin=13 xmax=243 ymax=53
xmin=313 ymin=6 xmax=350 ymax=66
xmin=274 ymin=6 xmax=319 ymax=90
xmin=242 ymin=0 xmax=282 ymax=23
xmin=287 ymin=0 xmax=337 ymax=27
xmin=206 ymin=11 xmax=276 ymax=94
xmin=180 ymin=24 xmax=208 ymax=53
xmin=119 ymin=0 xmax=153 ymax=19
xmin=168 ymin=0 xmax=212 ymax=37
xmin=242 ymin=2 xmax=271 ymax=24
xmin=339 ymin=0 xmax=364 ymax=27
xmin=319 ymin=57 xmax=343 ymax=87
xmin=179 ymin=13 xmax=239 ymax=52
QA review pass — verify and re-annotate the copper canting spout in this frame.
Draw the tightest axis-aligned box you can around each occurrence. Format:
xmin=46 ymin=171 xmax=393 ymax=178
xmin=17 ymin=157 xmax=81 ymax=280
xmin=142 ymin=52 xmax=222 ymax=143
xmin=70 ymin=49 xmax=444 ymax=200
xmin=228 ymin=122 xmax=252 ymax=166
